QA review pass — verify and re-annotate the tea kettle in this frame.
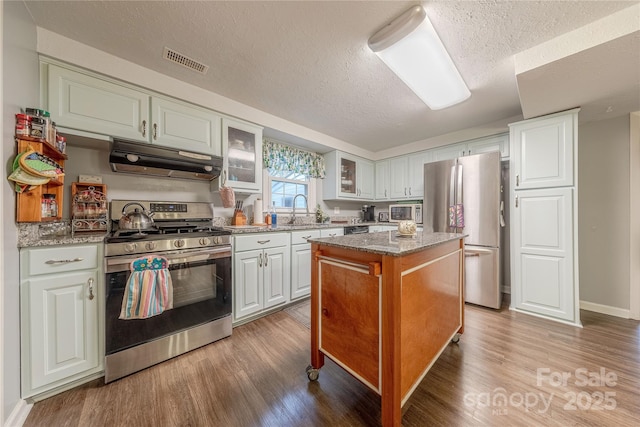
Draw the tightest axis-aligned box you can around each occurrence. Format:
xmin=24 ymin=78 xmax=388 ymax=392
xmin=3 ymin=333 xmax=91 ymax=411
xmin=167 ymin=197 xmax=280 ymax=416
xmin=120 ymin=202 xmax=155 ymax=230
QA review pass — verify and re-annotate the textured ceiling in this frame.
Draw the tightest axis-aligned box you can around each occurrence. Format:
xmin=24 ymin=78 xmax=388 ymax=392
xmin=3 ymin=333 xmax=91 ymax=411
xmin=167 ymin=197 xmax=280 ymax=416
xmin=24 ymin=0 xmax=640 ymax=153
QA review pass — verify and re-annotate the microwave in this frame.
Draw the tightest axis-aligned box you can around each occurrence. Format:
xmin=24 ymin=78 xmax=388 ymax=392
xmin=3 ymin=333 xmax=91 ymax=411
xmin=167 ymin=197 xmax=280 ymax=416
xmin=389 ymin=203 xmax=423 ymax=223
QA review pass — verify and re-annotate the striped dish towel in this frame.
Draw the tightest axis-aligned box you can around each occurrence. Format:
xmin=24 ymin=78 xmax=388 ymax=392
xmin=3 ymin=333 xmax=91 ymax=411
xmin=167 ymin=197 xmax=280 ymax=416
xmin=120 ymin=256 xmax=173 ymax=320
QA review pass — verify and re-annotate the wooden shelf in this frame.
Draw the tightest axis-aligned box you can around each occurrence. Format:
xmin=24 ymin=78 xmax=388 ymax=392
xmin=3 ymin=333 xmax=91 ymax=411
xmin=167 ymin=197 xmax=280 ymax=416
xmin=16 ymin=138 xmax=65 ymax=223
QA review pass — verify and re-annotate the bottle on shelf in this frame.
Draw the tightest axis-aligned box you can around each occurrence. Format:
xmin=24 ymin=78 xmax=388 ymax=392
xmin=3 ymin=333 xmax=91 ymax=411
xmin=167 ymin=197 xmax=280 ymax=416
xmin=271 ymin=201 xmax=277 ymax=225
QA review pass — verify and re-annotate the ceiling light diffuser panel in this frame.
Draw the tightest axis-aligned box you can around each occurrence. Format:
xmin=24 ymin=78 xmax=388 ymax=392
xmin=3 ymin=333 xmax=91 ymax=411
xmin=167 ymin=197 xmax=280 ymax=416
xmin=368 ymin=5 xmax=470 ymax=110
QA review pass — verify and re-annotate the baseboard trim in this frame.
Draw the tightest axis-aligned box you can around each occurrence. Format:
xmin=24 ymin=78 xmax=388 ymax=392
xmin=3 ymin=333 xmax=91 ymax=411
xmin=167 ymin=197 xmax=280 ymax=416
xmin=4 ymin=399 xmax=32 ymax=427
xmin=580 ymin=300 xmax=630 ymax=319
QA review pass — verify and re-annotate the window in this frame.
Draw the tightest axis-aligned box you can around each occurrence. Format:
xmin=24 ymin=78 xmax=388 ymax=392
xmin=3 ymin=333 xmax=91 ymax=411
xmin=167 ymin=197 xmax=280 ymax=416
xmin=263 ymin=169 xmax=316 ymax=214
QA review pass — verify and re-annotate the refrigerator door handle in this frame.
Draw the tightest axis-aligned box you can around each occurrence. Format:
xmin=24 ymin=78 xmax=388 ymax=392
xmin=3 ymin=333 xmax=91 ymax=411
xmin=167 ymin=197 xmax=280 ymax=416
xmin=465 ymin=248 xmax=495 ymax=256
xmin=456 ymin=164 xmax=463 ymax=205
xmin=449 ymin=165 xmax=456 ymax=206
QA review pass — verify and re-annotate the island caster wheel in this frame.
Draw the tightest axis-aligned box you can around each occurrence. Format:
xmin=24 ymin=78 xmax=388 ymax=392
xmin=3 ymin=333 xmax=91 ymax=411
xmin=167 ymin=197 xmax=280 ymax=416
xmin=451 ymin=333 xmax=461 ymax=343
xmin=306 ymin=365 xmax=320 ymax=381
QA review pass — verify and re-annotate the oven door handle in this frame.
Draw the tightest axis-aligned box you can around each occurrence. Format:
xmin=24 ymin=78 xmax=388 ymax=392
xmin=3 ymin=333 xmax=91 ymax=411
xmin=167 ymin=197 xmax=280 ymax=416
xmin=168 ymin=254 xmax=211 ymax=265
xmin=106 ymin=246 xmax=231 ymax=271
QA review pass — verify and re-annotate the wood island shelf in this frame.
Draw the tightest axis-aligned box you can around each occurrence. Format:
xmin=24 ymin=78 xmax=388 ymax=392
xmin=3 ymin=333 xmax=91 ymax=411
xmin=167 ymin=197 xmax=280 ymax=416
xmin=307 ymin=231 xmax=465 ymax=427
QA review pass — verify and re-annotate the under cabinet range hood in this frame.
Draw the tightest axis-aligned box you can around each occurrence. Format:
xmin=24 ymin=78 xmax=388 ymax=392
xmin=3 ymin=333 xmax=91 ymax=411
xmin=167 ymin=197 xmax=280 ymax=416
xmin=109 ymin=140 xmax=223 ymax=181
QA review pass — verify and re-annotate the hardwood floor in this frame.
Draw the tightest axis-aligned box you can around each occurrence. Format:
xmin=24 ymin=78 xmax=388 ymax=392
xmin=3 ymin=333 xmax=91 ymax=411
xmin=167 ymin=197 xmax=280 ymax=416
xmin=25 ymin=298 xmax=640 ymax=426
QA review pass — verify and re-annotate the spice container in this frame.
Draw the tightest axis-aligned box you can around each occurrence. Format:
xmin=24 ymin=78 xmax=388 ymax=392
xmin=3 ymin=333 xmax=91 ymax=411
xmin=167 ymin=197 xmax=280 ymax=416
xmin=41 ymin=194 xmax=57 ymax=218
xmin=29 ymin=117 xmax=46 ymax=141
xmin=56 ymin=134 xmax=66 ymax=154
xmin=15 ymin=114 xmax=31 ymax=138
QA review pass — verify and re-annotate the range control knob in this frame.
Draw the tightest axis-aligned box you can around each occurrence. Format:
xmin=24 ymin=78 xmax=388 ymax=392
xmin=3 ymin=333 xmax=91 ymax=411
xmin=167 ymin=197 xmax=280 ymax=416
xmin=213 ymin=237 xmax=221 ymax=245
xmin=174 ymin=239 xmax=186 ymax=248
xmin=145 ymin=242 xmax=157 ymax=251
xmin=199 ymin=237 xmax=210 ymax=246
xmin=124 ymin=243 xmax=137 ymax=253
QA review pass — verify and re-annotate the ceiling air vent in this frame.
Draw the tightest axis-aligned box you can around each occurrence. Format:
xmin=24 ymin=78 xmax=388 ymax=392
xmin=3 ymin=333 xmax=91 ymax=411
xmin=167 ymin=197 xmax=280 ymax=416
xmin=163 ymin=47 xmax=209 ymax=74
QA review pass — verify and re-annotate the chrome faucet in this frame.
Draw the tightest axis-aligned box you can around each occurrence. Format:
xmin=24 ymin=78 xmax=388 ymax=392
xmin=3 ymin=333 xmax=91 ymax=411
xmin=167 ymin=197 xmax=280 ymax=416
xmin=290 ymin=194 xmax=309 ymax=224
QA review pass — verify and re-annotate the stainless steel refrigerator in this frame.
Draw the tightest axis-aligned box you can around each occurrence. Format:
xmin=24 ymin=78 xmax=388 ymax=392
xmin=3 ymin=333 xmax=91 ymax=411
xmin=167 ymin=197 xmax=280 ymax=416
xmin=423 ymin=151 xmax=504 ymax=309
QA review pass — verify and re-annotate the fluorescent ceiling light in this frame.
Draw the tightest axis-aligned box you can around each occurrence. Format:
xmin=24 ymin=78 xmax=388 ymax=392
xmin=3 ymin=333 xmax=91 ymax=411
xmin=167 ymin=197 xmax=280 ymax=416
xmin=368 ymin=5 xmax=470 ymax=110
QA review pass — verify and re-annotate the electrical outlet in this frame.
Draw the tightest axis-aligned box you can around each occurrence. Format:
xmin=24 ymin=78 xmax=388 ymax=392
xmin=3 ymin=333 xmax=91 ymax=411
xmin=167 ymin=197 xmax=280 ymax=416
xmin=334 ymin=207 xmax=340 ymax=214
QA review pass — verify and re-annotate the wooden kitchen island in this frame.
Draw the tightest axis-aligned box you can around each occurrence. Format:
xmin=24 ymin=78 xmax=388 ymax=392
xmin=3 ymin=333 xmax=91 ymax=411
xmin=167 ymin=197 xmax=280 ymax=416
xmin=307 ymin=231 xmax=465 ymax=427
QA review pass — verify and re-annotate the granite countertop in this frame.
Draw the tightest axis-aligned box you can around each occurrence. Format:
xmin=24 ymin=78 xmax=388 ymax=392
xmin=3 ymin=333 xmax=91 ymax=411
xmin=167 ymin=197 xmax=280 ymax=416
xmin=223 ymin=223 xmax=347 ymax=234
xmin=18 ymin=231 xmax=107 ymax=248
xmin=307 ymin=231 xmax=465 ymax=257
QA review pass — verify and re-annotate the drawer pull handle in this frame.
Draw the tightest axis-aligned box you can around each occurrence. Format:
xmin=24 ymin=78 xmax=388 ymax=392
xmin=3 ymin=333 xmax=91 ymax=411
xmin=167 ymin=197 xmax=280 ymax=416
xmin=88 ymin=278 xmax=95 ymax=301
xmin=302 ymin=235 xmax=312 ymax=240
xmin=45 ymin=257 xmax=84 ymax=265
xmin=257 ymin=240 xmax=270 ymax=244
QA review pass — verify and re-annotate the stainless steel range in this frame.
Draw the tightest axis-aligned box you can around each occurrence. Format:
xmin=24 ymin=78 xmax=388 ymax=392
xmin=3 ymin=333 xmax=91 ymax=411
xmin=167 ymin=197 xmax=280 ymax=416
xmin=104 ymin=200 xmax=232 ymax=383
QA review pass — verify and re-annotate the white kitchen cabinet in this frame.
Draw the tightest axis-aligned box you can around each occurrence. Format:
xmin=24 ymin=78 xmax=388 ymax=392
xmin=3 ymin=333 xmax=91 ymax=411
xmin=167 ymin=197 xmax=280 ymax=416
xmin=375 ymin=159 xmax=390 ymax=200
xmin=324 ymin=151 xmax=374 ymax=200
xmin=511 ymin=114 xmax=574 ymax=189
xmin=45 ymin=60 xmax=225 ymax=156
xmin=467 ymin=134 xmax=509 ymax=158
xmin=389 ymin=156 xmax=408 ymax=200
xmin=233 ymin=233 xmax=290 ymax=322
xmin=320 ymin=227 xmax=344 ymax=237
xmin=20 ymin=244 xmax=103 ymax=398
xmin=511 ymin=187 xmax=575 ymax=322
xmin=430 ymin=143 xmax=466 ymax=162
xmin=290 ymin=230 xmax=321 ymax=301
xmin=221 ymin=118 xmax=263 ymax=193
xmin=509 ymin=109 xmax=579 ymax=326
xmin=150 ymin=97 xmax=222 ymax=155
xmin=389 ymin=151 xmax=432 ymax=200
xmin=429 ymin=134 xmax=509 ymax=162
xmin=46 ymin=63 xmax=149 ymax=143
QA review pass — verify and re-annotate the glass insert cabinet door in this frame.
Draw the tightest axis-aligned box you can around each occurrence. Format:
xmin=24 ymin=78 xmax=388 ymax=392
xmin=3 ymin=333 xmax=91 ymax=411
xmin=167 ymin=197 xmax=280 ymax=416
xmin=340 ymin=157 xmax=357 ymax=195
xmin=221 ymin=118 xmax=263 ymax=193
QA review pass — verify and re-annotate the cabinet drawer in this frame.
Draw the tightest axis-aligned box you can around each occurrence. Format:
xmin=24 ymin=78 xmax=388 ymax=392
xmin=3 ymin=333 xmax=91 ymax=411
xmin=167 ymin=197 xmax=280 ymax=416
xmin=25 ymin=245 xmax=99 ymax=276
xmin=234 ymin=233 xmax=290 ymax=252
xmin=291 ymin=229 xmax=321 ymax=245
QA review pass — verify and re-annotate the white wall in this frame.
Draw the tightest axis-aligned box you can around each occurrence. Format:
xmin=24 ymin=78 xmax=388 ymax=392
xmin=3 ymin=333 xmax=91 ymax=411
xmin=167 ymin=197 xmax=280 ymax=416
xmin=578 ymin=115 xmax=631 ymax=312
xmin=3 ymin=1 xmax=40 ymax=421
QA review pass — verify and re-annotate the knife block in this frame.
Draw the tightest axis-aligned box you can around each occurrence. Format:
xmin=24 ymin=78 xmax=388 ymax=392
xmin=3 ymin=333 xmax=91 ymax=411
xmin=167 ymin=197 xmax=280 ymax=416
xmin=232 ymin=210 xmax=246 ymax=225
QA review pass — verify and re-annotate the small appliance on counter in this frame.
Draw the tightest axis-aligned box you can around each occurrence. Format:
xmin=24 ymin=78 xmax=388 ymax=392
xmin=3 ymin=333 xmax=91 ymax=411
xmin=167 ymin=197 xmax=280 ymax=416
xmin=378 ymin=211 xmax=389 ymax=222
xmin=361 ymin=205 xmax=375 ymax=222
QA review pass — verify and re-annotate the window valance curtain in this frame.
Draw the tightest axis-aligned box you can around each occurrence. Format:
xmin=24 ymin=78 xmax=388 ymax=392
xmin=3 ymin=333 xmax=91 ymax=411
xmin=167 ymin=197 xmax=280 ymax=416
xmin=263 ymin=138 xmax=325 ymax=179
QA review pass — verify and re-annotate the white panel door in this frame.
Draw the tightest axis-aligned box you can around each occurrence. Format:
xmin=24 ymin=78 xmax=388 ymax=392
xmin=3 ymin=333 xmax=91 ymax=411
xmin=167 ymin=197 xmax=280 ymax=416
xmin=512 ymin=187 xmax=575 ymax=322
xmin=389 ymin=156 xmax=409 ymax=199
xmin=151 ymin=97 xmax=221 ymax=155
xmin=234 ymin=249 xmax=263 ymax=319
xmin=47 ymin=64 xmax=149 ymax=142
xmin=291 ymin=244 xmax=312 ymax=300
xmin=511 ymin=112 xmax=575 ymax=189
xmin=263 ymin=247 xmax=290 ymax=308
xmin=28 ymin=271 xmax=99 ymax=389
xmin=375 ymin=160 xmax=390 ymax=200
